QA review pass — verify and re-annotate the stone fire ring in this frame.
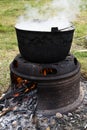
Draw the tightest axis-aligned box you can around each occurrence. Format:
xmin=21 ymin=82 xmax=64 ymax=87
xmin=36 ymin=85 xmax=84 ymax=116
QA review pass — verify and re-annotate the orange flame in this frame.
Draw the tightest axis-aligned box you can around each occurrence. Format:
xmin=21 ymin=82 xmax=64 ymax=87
xmin=25 ymin=88 xmax=30 ymax=93
xmin=24 ymin=80 xmax=29 ymax=84
xmin=25 ymin=83 xmax=36 ymax=93
xmin=41 ymin=68 xmax=54 ymax=76
xmin=14 ymin=93 xmax=19 ymax=97
xmin=17 ymin=77 xmax=23 ymax=84
xmin=43 ymin=69 xmax=47 ymax=76
xmin=31 ymin=83 xmax=37 ymax=89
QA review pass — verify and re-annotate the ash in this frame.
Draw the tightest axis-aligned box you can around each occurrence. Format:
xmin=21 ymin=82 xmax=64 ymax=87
xmin=0 ymin=88 xmax=37 ymax=130
xmin=0 ymin=80 xmax=38 ymax=130
xmin=0 ymin=81 xmax=87 ymax=130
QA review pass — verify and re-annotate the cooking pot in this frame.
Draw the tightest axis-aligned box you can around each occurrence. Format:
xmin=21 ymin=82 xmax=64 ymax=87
xmin=15 ymin=26 xmax=75 ymax=63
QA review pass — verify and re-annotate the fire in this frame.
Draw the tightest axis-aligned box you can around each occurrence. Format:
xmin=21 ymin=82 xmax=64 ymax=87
xmin=41 ymin=68 xmax=54 ymax=76
xmin=14 ymin=93 xmax=19 ymax=97
xmin=30 ymin=84 xmax=36 ymax=89
xmin=25 ymin=88 xmax=30 ymax=93
xmin=11 ymin=74 xmax=37 ymax=98
xmin=17 ymin=77 xmax=23 ymax=84
xmin=24 ymin=80 xmax=29 ymax=84
xmin=43 ymin=69 xmax=47 ymax=76
xmin=16 ymin=77 xmax=30 ymax=88
xmin=24 ymin=83 xmax=37 ymax=93
xmin=16 ymin=77 xmax=29 ymax=85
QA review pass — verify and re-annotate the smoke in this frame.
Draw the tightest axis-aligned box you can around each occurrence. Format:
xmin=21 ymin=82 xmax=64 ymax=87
xmin=15 ymin=0 xmax=81 ymax=31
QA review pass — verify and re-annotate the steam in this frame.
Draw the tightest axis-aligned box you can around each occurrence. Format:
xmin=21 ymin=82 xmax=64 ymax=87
xmin=15 ymin=0 xmax=81 ymax=31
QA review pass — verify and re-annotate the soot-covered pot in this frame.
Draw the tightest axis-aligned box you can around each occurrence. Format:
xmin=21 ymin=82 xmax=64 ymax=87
xmin=15 ymin=26 xmax=75 ymax=63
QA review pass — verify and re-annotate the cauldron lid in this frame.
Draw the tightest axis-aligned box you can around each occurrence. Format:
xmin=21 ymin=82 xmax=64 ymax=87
xmin=15 ymin=20 xmax=74 ymax=32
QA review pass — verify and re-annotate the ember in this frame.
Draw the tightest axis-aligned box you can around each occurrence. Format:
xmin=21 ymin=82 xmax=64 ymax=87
xmin=14 ymin=93 xmax=19 ymax=97
xmin=0 ymin=79 xmax=38 ymax=110
xmin=0 ymin=78 xmax=38 ymax=129
xmin=40 ymin=68 xmax=57 ymax=76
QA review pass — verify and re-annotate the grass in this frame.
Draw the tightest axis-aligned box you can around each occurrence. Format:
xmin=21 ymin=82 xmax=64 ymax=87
xmin=71 ymin=4 xmax=87 ymax=78
xmin=73 ymin=51 xmax=87 ymax=78
xmin=73 ymin=10 xmax=87 ymax=37
xmin=0 ymin=0 xmax=87 ymax=94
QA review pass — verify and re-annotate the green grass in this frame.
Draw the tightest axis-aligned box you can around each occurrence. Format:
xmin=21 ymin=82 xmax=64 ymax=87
xmin=72 ymin=4 xmax=87 ymax=78
xmin=0 ymin=0 xmax=87 ymax=94
xmin=74 ymin=10 xmax=87 ymax=38
xmin=73 ymin=51 xmax=87 ymax=78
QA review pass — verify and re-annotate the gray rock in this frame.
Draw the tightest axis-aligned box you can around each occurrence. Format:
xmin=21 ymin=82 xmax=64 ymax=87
xmin=56 ymin=112 xmax=63 ymax=118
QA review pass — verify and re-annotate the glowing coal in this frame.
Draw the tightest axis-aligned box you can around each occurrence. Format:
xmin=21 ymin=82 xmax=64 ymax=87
xmin=15 ymin=0 xmax=81 ymax=31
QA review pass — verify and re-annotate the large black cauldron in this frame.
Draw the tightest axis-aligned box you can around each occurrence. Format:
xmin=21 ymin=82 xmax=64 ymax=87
xmin=15 ymin=26 xmax=74 ymax=63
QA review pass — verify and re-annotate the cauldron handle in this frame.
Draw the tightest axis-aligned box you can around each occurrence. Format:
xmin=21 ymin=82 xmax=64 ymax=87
xmin=51 ymin=27 xmax=60 ymax=32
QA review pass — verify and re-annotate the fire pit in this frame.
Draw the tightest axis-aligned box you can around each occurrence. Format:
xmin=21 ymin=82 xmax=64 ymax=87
xmin=10 ymin=54 xmax=83 ymax=115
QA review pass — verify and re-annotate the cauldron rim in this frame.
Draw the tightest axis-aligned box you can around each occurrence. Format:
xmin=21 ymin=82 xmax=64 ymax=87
xmin=15 ymin=25 xmax=75 ymax=33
